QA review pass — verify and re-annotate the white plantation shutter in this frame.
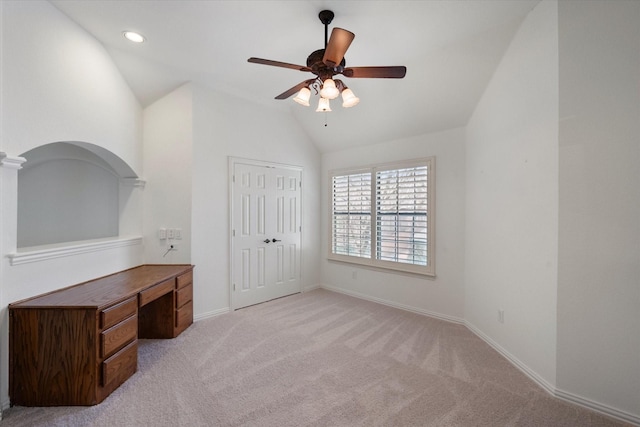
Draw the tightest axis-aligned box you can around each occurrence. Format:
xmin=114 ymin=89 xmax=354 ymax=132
xmin=331 ymin=172 xmax=371 ymax=258
xmin=376 ymin=166 xmax=428 ymax=266
xmin=329 ymin=158 xmax=434 ymax=276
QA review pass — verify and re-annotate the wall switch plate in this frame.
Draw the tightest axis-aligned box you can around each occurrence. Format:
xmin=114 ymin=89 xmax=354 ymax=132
xmin=167 ymin=228 xmax=175 ymax=239
xmin=498 ymin=310 xmax=505 ymax=323
xmin=158 ymin=228 xmax=167 ymax=239
xmin=175 ymin=228 xmax=182 ymax=240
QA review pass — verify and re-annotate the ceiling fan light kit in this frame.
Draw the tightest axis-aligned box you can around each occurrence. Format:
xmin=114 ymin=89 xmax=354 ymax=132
xmin=341 ymin=88 xmax=360 ymax=108
xmin=316 ymin=97 xmax=332 ymax=112
xmin=248 ymin=9 xmax=406 ymax=113
xmin=319 ymin=78 xmax=339 ymax=100
xmin=293 ymin=87 xmax=311 ymax=106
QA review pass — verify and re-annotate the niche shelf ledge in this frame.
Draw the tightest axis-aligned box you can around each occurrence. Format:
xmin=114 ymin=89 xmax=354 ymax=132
xmin=7 ymin=236 xmax=142 ymax=266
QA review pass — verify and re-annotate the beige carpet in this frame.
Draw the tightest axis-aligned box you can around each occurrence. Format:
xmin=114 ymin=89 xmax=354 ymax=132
xmin=2 ymin=289 xmax=629 ymax=426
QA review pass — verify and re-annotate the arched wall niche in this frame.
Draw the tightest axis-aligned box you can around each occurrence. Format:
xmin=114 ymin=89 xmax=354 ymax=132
xmin=17 ymin=141 xmax=142 ymax=249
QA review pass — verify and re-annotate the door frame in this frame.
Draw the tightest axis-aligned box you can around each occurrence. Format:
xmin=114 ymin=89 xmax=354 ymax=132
xmin=228 ymin=157 xmax=304 ymax=310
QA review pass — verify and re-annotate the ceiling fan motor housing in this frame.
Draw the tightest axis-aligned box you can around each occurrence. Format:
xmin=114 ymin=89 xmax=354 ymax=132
xmin=307 ymin=49 xmax=345 ymax=78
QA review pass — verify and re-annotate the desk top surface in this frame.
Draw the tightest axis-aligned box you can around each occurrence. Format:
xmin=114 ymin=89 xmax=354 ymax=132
xmin=9 ymin=264 xmax=194 ymax=310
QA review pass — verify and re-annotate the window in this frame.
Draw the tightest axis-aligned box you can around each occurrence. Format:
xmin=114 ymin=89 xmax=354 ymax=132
xmin=330 ymin=158 xmax=435 ymax=276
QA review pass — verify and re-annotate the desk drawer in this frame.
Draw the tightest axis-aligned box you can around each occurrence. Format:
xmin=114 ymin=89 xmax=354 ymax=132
xmin=102 ymin=340 xmax=137 ymax=387
xmin=101 ymin=315 xmax=137 ymax=358
xmin=176 ymin=300 xmax=193 ymax=329
xmin=100 ymin=297 xmax=137 ymax=330
xmin=139 ymin=279 xmax=174 ymax=307
xmin=176 ymin=271 xmax=193 ymax=290
xmin=176 ymin=283 xmax=192 ymax=309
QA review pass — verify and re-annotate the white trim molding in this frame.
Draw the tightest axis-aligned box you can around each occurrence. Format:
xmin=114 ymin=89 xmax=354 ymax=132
xmin=555 ymin=388 xmax=640 ymax=426
xmin=7 ymin=236 xmax=142 ymax=266
xmin=464 ymin=321 xmax=556 ymax=395
xmin=303 ymin=283 xmax=322 ymax=292
xmin=464 ymin=321 xmax=639 ymax=426
xmin=194 ymin=307 xmax=229 ymax=322
xmin=120 ymin=178 xmax=146 ymax=188
xmin=1 ymin=398 xmax=8 ymax=416
xmin=0 ymin=152 xmax=27 ymax=170
xmin=321 ymin=284 xmax=464 ymax=325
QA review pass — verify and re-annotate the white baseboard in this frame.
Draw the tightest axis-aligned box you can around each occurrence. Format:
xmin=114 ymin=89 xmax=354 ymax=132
xmin=320 ymin=284 xmax=464 ymax=325
xmin=318 ymin=284 xmax=638 ymax=426
xmin=555 ymin=388 xmax=640 ymax=426
xmin=303 ymin=283 xmax=321 ymax=292
xmin=465 ymin=320 xmax=639 ymax=426
xmin=194 ymin=307 xmax=229 ymax=321
xmin=464 ymin=321 xmax=556 ymax=395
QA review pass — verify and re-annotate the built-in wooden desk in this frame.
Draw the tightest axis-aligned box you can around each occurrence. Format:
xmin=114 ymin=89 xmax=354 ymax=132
xmin=9 ymin=264 xmax=194 ymax=406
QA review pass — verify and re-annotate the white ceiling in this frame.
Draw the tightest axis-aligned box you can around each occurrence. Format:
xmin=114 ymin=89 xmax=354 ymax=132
xmin=50 ymin=0 xmax=539 ymax=153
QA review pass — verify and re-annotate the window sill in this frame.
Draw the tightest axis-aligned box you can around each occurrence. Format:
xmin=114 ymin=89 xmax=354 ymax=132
xmin=328 ymin=254 xmax=435 ymax=277
xmin=7 ymin=236 xmax=142 ymax=266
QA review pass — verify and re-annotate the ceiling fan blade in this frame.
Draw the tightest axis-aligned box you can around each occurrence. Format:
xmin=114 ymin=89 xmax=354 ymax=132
xmin=323 ymin=28 xmax=355 ymax=68
xmin=342 ymin=66 xmax=407 ymax=79
xmin=275 ymin=79 xmax=316 ymax=100
xmin=248 ymin=57 xmax=311 ymax=72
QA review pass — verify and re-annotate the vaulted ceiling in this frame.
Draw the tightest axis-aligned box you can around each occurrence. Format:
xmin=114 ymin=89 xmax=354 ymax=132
xmin=51 ymin=0 xmax=539 ymax=152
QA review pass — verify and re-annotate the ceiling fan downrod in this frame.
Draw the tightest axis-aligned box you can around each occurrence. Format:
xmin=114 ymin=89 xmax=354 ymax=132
xmin=318 ymin=10 xmax=334 ymax=48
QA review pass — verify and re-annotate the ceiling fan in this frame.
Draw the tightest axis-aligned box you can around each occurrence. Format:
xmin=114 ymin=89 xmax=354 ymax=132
xmin=247 ymin=10 xmax=407 ymax=111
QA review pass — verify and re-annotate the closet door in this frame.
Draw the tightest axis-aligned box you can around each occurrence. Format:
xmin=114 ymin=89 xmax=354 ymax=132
xmin=231 ymin=161 xmax=301 ymax=309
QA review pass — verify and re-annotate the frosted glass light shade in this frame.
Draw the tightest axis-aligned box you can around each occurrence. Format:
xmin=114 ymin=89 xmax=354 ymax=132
xmin=319 ymin=79 xmax=339 ymax=100
xmin=341 ymin=88 xmax=360 ymax=108
xmin=316 ymin=97 xmax=332 ymax=112
xmin=293 ymin=87 xmax=311 ymax=106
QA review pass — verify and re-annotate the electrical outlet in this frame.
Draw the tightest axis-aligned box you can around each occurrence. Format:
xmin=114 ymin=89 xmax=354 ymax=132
xmin=498 ymin=310 xmax=505 ymax=323
xmin=167 ymin=228 xmax=175 ymax=239
xmin=158 ymin=228 xmax=167 ymax=239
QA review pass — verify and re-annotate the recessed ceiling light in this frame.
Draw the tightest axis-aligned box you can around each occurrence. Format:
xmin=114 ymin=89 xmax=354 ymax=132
xmin=123 ymin=31 xmax=145 ymax=43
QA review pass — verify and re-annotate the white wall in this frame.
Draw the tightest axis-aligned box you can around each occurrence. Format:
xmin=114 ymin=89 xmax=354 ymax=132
xmin=143 ymin=84 xmax=193 ymax=264
xmin=162 ymin=84 xmax=322 ymax=318
xmin=1 ymin=1 xmax=141 ymax=171
xmin=464 ymin=0 xmax=559 ymax=389
xmin=320 ymin=127 xmax=466 ymax=322
xmin=0 ymin=0 xmax=143 ymax=409
xmin=557 ymin=0 xmax=640 ymax=419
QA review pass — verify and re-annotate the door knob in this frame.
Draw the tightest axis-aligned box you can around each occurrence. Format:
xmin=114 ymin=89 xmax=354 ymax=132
xmin=271 ymin=238 xmax=281 ymax=243
xmin=263 ymin=239 xmax=271 ymax=244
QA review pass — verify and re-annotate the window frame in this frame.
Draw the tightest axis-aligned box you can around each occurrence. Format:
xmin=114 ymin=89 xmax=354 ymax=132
xmin=329 ymin=157 xmax=435 ymax=276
